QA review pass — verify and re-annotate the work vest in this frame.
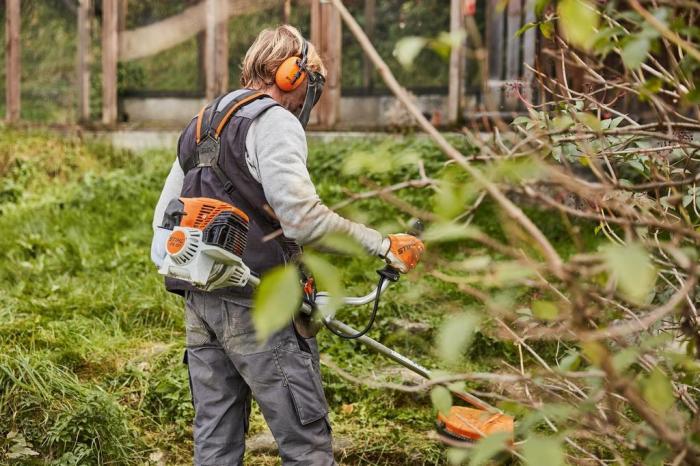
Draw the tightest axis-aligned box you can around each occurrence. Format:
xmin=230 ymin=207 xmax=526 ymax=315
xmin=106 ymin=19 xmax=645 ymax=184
xmin=164 ymin=89 xmax=301 ymax=299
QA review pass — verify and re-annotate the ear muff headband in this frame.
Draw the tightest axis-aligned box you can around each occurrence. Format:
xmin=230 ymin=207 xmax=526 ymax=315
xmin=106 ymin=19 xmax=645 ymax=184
xmin=275 ymin=40 xmax=309 ymax=92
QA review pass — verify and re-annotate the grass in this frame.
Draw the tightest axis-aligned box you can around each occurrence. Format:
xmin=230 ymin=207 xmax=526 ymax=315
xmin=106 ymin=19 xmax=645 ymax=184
xmin=0 ymin=127 xmax=601 ymax=464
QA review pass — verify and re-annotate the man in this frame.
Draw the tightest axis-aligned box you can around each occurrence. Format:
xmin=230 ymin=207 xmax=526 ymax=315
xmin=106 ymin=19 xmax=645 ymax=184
xmin=151 ymin=25 xmax=424 ymax=465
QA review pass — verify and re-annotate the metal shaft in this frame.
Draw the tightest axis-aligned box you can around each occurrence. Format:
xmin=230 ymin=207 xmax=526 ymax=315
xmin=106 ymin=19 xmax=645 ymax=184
xmin=324 ymin=318 xmax=499 ymax=413
xmin=324 ymin=318 xmax=431 ymax=378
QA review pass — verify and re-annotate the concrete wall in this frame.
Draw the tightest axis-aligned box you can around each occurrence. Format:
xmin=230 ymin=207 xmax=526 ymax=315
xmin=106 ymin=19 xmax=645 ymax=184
xmin=122 ymin=94 xmax=450 ymax=130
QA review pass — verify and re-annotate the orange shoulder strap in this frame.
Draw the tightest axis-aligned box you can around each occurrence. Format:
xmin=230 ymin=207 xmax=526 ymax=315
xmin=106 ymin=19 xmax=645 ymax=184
xmin=214 ymin=91 xmax=265 ymax=138
xmin=195 ymin=90 xmax=265 ymax=144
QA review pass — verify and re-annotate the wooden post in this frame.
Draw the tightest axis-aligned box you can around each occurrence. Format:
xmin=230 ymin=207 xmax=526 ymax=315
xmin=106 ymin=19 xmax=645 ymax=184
xmin=205 ymin=0 xmax=229 ymax=100
xmin=505 ymin=0 xmax=522 ymax=81
xmin=485 ymin=0 xmax=505 ymax=106
xmin=283 ymin=0 xmax=292 ymax=23
xmin=447 ymin=0 xmax=465 ymax=124
xmin=522 ymin=1 xmax=536 ymax=94
xmin=362 ymin=0 xmax=375 ymax=91
xmin=5 ymin=0 xmax=21 ymax=122
xmin=102 ymin=0 xmax=118 ymax=125
xmin=310 ymin=0 xmax=341 ymax=128
xmin=77 ymin=0 xmax=92 ymax=122
xmin=117 ymin=0 xmax=128 ymax=32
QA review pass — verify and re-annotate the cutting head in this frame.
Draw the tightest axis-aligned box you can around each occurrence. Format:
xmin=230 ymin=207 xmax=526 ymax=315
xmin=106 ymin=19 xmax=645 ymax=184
xmin=437 ymin=406 xmax=514 ymax=442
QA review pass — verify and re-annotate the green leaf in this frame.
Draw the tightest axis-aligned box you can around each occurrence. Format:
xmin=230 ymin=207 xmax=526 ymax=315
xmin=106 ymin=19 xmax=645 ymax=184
xmin=558 ymin=351 xmax=581 ymax=371
xmin=539 ymin=21 xmax=555 ymax=39
xmin=516 ymin=22 xmax=538 ymax=38
xmin=558 ymin=0 xmax=600 ymax=50
xmin=253 ymin=265 xmax=302 ymax=341
xmin=302 ymin=252 xmax=345 ymax=316
xmin=430 ymin=31 xmax=467 ymax=60
xmin=683 ymin=88 xmax=700 ymax=104
xmin=430 ymin=385 xmax=453 ymax=416
xmin=394 ymin=36 xmax=428 ymax=68
xmin=621 ymin=37 xmax=650 ymax=69
xmin=576 ymin=112 xmax=602 ymax=132
xmin=436 ymin=312 xmax=480 ymax=364
xmin=603 ymin=243 xmax=656 ymax=304
xmin=612 ymin=347 xmax=639 ymax=372
xmin=512 ymin=116 xmax=531 ymax=126
xmin=532 ymin=300 xmax=559 ymax=320
xmin=314 ymin=232 xmax=365 ymax=256
xmin=447 ymin=448 xmax=470 ymax=465
xmin=521 ymin=436 xmax=565 ymax=466
xmin=423 ymin=222 xmax=481 ymax=243
xmin=468 ymin=432 xmax=511 ymax=466
xmin=518 ymin=404 xmax=574 ymax=433
xmin=641 ymin=368 xmax=675 ymax=413
xmin=582 ymin=341 xmax=606 ymax=366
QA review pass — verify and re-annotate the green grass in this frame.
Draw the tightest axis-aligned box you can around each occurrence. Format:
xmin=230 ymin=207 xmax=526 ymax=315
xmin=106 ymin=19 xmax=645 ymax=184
xmin=0 ymin=128 xmax=602 ymax=464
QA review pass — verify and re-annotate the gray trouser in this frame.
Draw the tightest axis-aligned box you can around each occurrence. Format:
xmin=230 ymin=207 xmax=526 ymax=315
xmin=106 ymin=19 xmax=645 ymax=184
xmin=184 ymin=291 xmax=335 ymax=466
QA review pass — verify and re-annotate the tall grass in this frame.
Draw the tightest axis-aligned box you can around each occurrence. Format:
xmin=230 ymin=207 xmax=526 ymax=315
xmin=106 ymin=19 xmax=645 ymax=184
xmin=0 ymin=129 xmax=597 ymax=464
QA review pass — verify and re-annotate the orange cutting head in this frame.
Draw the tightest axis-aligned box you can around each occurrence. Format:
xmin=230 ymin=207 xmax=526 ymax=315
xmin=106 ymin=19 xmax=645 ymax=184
xmin=437 ymin=406 xmax=514 ymax=442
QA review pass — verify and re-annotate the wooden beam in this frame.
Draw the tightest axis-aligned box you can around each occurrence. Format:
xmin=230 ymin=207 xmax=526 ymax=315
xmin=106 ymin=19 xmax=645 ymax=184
xmin=205 ymin=0 xmax=229 ymax=100
xmin=5 ymin=0 xmax=21 ymax=122
xmin=447 ymin=0 xmax=465 ymax=124
xmin=310 ymin=0 xmax=341 ymax=128
xmin=362 ymin=0 xmax=375 ymax=90
xmin=119 ymin=0 xmax=277 ymax=62
xmin=77 ymin=0 xmax=92 ymax=122
xmin=102 ymin=0 xmax=118 ymax=125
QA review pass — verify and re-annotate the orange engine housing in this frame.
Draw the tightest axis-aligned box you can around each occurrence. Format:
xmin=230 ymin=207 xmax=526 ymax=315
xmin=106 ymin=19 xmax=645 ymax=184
xmin=179 ymin=197 xmax=250 ymax=230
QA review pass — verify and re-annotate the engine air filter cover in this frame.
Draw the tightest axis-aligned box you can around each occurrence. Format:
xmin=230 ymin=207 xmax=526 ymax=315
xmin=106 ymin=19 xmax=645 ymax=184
xmin=167 ymin=228 xmax=202 ymax=265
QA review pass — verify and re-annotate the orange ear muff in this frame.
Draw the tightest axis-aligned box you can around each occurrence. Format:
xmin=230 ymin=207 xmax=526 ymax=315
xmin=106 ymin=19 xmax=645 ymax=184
xmin=275 ymin=56 xmax=307 ymax=92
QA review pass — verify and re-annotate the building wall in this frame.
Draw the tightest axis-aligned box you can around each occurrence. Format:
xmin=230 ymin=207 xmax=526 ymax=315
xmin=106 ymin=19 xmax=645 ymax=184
xmin=122 ymin=94 xmax=450 ymax=130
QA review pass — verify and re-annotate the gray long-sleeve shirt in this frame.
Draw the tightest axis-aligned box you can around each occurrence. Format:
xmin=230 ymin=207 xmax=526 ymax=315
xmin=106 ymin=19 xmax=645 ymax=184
xmin=152 ymin=105 xmax=384 ymax=257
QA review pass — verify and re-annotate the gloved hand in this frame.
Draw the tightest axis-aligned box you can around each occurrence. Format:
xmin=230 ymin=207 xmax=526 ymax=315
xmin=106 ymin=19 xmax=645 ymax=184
xmin=380 ymin=234 xmax=425 ymax=273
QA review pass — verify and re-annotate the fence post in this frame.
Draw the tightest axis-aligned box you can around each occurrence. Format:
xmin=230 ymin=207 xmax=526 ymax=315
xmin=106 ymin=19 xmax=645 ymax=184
xmin=448 ymin=0 xmax=465 ymax=125
xmin=486 ymin=0 xmax=505 ymax=107
xmin=77 ymin=0 xmax=92 ymax=122
xmin=522 ymin=0 xmax=536 ymax=83
xmin=310 ymin=0 xmax=341 ymax=128
xmin=102 ymin=0 xmax=118 ymax=125
xmin=205 ymin=0 xmax=229 ymax=100
xmin=5 ymin=0 xmax=21 ymax=122
xmin=283 ymin=0 xmax=292 ymax=23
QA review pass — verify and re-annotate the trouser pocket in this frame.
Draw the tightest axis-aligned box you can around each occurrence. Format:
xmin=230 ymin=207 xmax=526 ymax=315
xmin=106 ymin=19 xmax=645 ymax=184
xmin=274 ymin=347 xmax=329 ymax=426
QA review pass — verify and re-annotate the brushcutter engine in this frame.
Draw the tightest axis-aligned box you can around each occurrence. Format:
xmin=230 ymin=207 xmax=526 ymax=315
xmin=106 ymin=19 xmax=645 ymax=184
xmin=157 ymin=197 xmax=256 ymax=291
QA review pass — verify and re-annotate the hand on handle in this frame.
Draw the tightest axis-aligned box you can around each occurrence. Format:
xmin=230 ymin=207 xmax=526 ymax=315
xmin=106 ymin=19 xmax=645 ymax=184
xmin=381 ymin=234 xmax=425 ymax=273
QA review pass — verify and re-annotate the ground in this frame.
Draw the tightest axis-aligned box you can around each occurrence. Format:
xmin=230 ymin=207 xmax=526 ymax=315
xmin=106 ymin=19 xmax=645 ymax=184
xmin=0 ymin=128 xmax=585 ymax=465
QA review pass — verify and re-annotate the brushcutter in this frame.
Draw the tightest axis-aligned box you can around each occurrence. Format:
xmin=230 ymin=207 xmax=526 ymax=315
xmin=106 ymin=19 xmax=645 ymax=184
xmin=156 ymin=197 xmax=515 ymax=442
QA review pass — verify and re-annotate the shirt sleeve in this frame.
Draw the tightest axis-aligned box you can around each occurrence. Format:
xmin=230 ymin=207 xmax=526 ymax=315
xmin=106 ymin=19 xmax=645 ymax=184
xmin=246 ymin=106 xmax=384 ymax=256
xmin=152 ymin=158 xmax=185 ymax=231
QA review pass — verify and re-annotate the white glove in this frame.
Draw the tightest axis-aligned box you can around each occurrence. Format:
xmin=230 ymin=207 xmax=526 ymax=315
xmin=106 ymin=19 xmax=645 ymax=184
xmin=150 ymin=227 xmax=170 ymax=269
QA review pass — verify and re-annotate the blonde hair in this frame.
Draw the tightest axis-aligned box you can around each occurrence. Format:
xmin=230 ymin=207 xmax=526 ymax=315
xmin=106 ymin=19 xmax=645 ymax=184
xmin=240 ymin=25 xmax=326 ymax=89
